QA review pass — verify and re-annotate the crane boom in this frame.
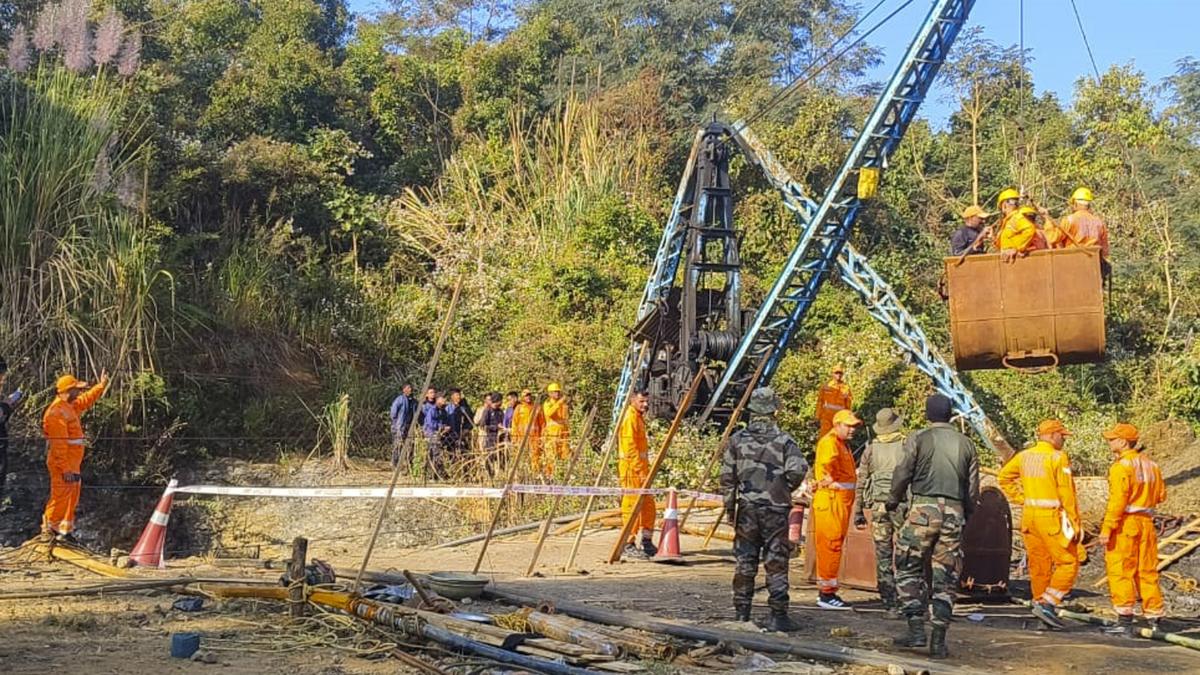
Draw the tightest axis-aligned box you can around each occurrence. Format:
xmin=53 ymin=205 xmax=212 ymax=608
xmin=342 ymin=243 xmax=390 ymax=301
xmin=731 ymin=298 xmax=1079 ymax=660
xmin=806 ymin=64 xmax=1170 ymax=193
xmin=702 ymin=0 xmax=976 ymax=418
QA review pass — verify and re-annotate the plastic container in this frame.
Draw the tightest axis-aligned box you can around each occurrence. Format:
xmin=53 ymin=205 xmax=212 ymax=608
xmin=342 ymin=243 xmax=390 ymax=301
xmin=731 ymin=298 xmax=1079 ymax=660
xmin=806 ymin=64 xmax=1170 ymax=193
xmin=170 ymin=632 xmax=201 ymax=659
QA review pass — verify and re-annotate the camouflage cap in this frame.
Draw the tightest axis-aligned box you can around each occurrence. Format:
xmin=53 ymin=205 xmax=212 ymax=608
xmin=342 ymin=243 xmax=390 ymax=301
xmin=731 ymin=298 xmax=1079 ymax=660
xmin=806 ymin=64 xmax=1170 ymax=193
xmin=747 ymin=387 xmax=780 ymax=415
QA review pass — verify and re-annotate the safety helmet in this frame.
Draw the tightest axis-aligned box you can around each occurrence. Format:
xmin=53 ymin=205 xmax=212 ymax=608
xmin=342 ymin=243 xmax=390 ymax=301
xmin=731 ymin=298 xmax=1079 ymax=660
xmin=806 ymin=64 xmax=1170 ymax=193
xmin=56 ymin=374 xmax=88 ymax=394
xmin=1071 ymin=187 xmax=1094 ymax=203
xmin=1018 ymin=205 xmax=1038 ymax=218
xmin=547 ymin=382 xmax=562 ymax=393
xmin=996 ymin=188 xmax=1020 ymax=207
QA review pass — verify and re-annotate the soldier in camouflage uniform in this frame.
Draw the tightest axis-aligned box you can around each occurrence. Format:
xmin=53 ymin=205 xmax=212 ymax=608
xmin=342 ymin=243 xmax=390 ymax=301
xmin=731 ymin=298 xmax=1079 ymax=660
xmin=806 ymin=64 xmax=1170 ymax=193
xmin=886 ymin=394 xmax=980 ymax=659
xmin=853 ymin=408 xmax=908 ymax=618
xmin=719 ymin=387 xmax=809 ymax=632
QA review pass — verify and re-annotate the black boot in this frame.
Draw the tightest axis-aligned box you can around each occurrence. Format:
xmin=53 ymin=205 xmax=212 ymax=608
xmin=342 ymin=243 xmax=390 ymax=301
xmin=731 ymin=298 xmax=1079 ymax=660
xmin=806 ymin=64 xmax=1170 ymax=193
xmin=765 ymin=610 xmax=802 ymax=632
xmin=1102 ymin=614 xmax=1134 ymax=638
xmin=929 ymin=625 xmax=949 ymax=659
xmin=734 ymin=604 xmax=751 ymax=622
xmin=893 ymin=616 xmax=927 ymax=648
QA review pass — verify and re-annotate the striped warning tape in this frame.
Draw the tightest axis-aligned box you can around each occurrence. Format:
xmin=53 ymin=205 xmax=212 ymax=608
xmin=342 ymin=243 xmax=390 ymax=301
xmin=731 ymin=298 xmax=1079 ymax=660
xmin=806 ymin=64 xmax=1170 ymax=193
xmin=167 ymin=483 xmax=722 ymax=503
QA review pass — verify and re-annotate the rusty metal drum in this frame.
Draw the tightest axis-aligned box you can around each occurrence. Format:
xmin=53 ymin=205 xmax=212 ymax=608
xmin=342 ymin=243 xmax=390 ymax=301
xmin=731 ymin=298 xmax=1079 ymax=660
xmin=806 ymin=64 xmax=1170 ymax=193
xmin=944 ymin=248 xmax=1105 ymax=371
xmin=960 ymin=486 xmax=1013 ymax=596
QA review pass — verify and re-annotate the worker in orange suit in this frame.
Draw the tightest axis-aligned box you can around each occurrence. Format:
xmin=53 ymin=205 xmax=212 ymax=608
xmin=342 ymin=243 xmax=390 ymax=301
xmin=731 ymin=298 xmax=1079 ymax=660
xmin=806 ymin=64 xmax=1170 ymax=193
xmin=541 ymin=382 xmax=570 ymax=475
xmin=1059 ymin=187 xmax=1111 ymax=277
xmin=813 ymin=408 xmax=861 ymax=610
xmin=618 ymin=390 xmax=657 ymax=560
xmin=1098 ymin=423 xmax=1166 ymax=637
xmin=41 ymin=371 xmax=109 ymax=542
xmin=814 ymin=366 xmax=852 ymax=437
xmin=511 ymin=389 xmax=544 ymax=474
xmin=994 ymin=188 xmax=1039 ymax=261
xmin=998 ymin=419 xmax=1082 ymax=630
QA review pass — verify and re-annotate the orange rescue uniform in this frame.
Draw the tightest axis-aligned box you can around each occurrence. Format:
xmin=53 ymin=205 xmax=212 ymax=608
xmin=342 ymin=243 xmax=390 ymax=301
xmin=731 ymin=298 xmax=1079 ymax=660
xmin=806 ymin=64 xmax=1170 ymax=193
xmin=41 ymin=382 xmax=107 ymax=534
xmin=542 ymin=397 xmax=570 ymax=472
xmin=998 ymin=441 xmax=1082 ymax=606
xmin=1061 ymin=210 xmax=1110 ymax=259
xmin=512 ymin=402 xmax=544 ymax=471
xmin=814 ymin=380 xmax=852 ymax=437
xmin=996 ymin=210 xmax=1039 ymax=253
xmin=617 ymin=403 xmax=654 ymax=542
xmin=1102 ymin=450 xmax=1166 ymax=618
xmin=812 ymin=431 xmax=857 ymax=594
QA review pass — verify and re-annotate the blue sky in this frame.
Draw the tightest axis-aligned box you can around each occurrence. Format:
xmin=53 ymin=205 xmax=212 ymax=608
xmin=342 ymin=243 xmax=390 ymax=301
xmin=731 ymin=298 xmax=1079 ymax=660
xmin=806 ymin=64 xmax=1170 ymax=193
xmin=347 ymin=0 xmax=1195 ymax=126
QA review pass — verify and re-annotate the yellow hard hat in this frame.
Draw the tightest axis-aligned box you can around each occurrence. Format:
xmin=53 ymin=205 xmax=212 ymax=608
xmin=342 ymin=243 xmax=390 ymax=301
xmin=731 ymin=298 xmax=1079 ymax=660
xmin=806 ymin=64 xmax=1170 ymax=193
xmin=996 ymin=188 xmax=1020 ymax=207
xmin=55 ymin=374 xmax=88 ymax=394
xmin=1018 ymin=205 xmax=1038 ymax=217
xmin=1071 ymin=187 xmax=1094 ymax=203
xmin=547 ymin=382 xmax=562 ymax=393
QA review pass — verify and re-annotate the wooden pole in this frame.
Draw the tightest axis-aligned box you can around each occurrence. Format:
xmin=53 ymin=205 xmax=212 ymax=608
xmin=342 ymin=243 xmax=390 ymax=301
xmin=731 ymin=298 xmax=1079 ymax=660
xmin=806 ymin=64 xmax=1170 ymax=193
xmin=472 ymin=394 xmax=545 ymax=574
xmin=353 ymin=275 xmax=464 ymax=594
xmin=288 ymin=537 xmax=308 ymax=617
xmin=606 ymin=367 xmax=706 ymax=564
xmin=677 ymin=348 xmax=772 ymax=531
xmin=563 ymin=341 xmax=649 ymax=572
xmin=525 ymin=407 xmax=597 ymax=576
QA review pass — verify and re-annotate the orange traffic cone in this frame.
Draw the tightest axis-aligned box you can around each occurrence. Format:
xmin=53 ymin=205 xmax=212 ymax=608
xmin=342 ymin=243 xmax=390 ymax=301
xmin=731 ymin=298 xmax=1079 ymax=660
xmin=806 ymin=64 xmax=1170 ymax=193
xmin=654 ymin=488 xmax=684 ymax=564
xmin=129 ymin=479 xmax=178 ymax=569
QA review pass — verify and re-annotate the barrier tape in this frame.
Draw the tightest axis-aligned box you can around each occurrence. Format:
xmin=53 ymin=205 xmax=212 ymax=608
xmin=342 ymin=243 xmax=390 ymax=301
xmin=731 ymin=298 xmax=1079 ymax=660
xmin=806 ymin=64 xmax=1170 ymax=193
xmin=168 ymin=483 xmax=722 ymax=503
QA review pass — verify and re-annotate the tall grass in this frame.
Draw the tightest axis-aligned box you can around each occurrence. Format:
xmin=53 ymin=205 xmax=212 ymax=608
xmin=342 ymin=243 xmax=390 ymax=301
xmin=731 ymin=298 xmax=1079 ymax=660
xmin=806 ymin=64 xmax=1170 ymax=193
xmin=0 ymin=60 xmax=166 ymax=390
xmin=387 ymin=95 xmax=662 ymax=265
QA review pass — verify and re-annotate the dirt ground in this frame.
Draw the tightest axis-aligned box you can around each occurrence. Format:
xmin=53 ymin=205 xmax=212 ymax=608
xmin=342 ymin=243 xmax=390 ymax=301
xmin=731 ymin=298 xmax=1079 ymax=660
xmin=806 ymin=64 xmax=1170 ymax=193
xmin=4 ymin=517 xmax=1200 ymax=675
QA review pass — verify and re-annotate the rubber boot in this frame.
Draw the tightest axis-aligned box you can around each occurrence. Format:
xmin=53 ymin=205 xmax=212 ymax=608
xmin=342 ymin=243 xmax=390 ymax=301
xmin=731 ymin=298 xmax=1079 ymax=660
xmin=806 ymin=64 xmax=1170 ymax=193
xmin=893 ymin=616 xmax=927 ymax=648
xmin=765 ymin=610 xmax=802 ymax=633
xmin=1102 ymin=614 xmax=1134 ymax=638
xmin=734 ymin=604 xmax=751 ymax=622
xmin=929 ymin=625 xmax=948 ymax=659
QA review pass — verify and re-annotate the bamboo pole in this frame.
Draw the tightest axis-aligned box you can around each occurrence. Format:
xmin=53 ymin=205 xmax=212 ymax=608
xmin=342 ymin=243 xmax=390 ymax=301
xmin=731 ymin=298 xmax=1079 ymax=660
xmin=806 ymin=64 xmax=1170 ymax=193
xmin=1015 ymin=599 xmax=1200 ymax=652
xmin=472 ymin=393 xmax=546 ymax=574
xmin=677 ymin=347 xmax=771 ymax=531
xmin=552 ymin=509 xmax=621 ymax=537
xmin=607 ymin=367 xmax=706 ymax=564
xmin=525 ymin=407 xmax=598 ymax=576
xmin=564 ymin=341 xmax=649 ymax=572
xmin=434 ymin=511 xmax=588 ymax=549
xmin=353 ymin=275 xmax=464 ymax=594
xmin=484 ymin=586 xmax=976 ymax=675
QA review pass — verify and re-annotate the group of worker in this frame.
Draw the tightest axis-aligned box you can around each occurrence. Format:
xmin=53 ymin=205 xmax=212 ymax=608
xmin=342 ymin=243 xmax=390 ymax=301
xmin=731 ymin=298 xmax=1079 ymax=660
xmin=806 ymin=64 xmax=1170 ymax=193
xmin=388 ymin=382 xmax=572 ymax=479
xmin=950 ymin=186 xmax=1111 ymax=275
xmin=713 ymin=365 xmax=1167 ymax=659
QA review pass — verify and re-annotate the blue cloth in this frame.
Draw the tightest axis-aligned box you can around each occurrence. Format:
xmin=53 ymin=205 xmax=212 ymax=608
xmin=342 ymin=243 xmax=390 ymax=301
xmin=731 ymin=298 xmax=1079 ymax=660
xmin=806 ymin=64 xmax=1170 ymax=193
xmin=503 ymin=406 xmax=515 ymax=430
xmin=389 ymin=393 xmax=416 ymax=436
xmin=418 ymin=400 xmax=446 ymax=437
xmin=950 ymin=225 xmax=986 ymax=256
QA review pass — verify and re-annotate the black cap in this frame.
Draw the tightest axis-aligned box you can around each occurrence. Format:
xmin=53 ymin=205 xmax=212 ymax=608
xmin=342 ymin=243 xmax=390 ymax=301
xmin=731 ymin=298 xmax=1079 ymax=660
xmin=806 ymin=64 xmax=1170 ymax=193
xmin=925 ymin=393 xmax=953 ymax=423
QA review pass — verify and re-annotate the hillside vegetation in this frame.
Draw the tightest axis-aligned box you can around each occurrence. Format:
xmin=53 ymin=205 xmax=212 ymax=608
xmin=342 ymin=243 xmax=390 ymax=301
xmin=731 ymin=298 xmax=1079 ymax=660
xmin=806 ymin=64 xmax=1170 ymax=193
xmin=1 ymin=0 xmax=1198 ymax=486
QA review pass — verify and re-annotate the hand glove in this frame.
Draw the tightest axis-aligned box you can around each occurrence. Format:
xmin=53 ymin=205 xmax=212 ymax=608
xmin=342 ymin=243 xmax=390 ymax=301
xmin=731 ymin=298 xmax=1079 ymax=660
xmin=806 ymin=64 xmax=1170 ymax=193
xmin=853 ymin=514 xmax=867 ymax=529
xmin=884 ymin=500 xmax=899 ymax=513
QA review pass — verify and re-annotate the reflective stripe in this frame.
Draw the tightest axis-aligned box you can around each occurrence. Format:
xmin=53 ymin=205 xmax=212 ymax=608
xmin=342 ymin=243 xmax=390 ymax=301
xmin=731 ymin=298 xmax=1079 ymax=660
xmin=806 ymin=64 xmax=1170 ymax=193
xmin=66 ymin=439 xmax=86 ymax=446
xmin=150 ymin=511 xmax=170 ymax=526
xmin=1025 ymin=498 xmax=1061 ymax=508
xmin=832 ymin=482 xmax=856 ymax=490
xmin=1042 ymin=588 xmax=1065 ymax=604
xmin=821 ymin=403 xmax=844 ymax=411
xmin=816 ymin=577 xmax=838 ymax=589
xmin=1124 ymin=505 xmax=1154 ymax=515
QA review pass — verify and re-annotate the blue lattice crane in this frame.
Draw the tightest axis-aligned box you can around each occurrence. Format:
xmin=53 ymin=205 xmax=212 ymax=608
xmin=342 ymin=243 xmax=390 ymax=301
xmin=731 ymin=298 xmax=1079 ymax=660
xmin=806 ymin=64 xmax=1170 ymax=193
xmin=613 ymin=0 xmax=1015 ymax=458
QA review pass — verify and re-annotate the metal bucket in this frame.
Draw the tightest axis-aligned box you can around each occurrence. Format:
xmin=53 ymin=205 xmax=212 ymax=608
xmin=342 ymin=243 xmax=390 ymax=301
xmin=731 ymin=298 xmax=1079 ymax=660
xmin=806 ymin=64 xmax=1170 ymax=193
xmin=944 ymin=248 xmax=1105 ymax=370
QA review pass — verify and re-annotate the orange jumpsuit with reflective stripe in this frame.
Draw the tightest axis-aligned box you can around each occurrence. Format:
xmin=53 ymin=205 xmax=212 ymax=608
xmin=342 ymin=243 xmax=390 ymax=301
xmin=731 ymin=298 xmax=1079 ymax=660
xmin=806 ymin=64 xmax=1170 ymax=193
xmin=814 ymin=380 xmax=851 ymax=437
xmin=542 ymin=398 xmax=570 ymax=472
xmin=617 ymin=404 xmax=654 ymax=542
xmin=813 ymin=431 xmax=857 ymax=594
xmin=996 ymin=210 xmax=1038 ymax=253
xmin=998 ymin=441 xmax=1082 ymax=605
xmin=41 ymin=383 xmax=107 ymax=534
xmin=1061 ymin=210 xmax=1110 ymax=258
xmin=1102 ymin=450 xmax=1166 ymax=617
xmin=512 ymin=402 xmax=544 ymax=472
